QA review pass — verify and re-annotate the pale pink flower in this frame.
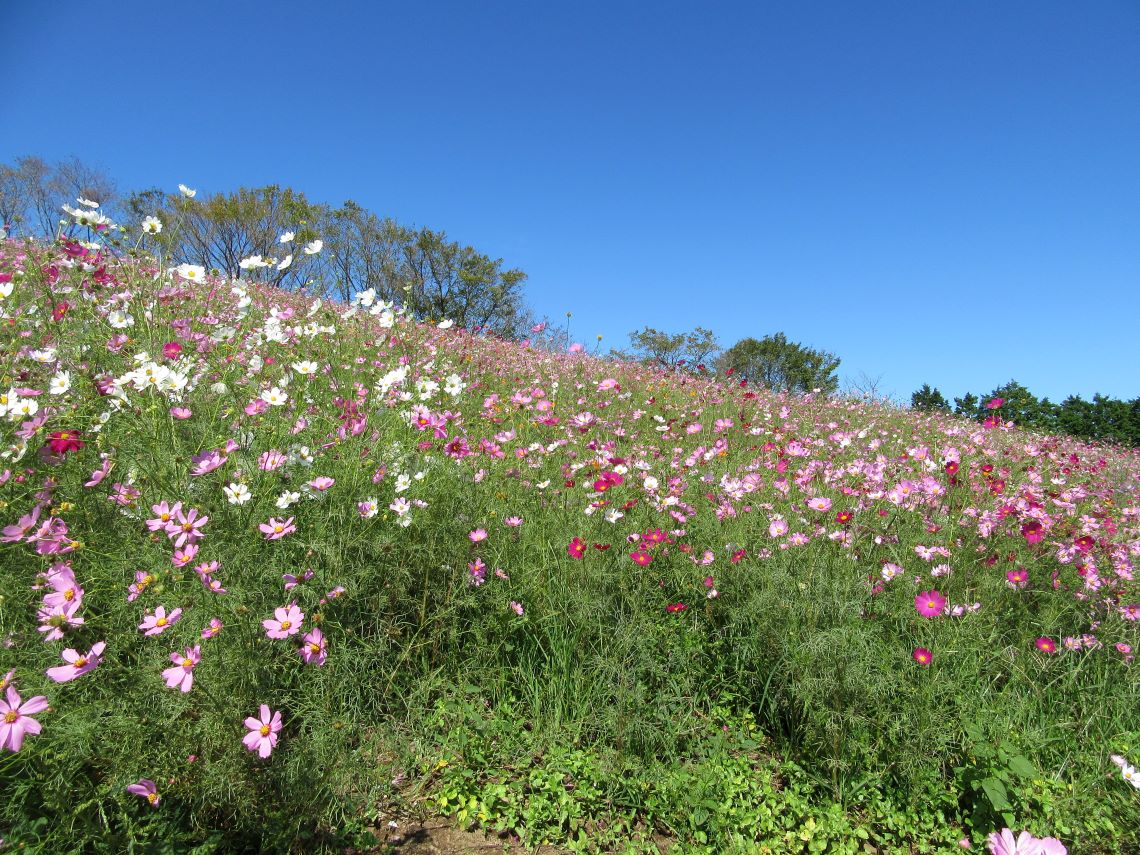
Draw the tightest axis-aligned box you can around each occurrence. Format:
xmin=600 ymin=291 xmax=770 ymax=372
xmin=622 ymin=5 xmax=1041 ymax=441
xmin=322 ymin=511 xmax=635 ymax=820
xmin=146 ymin=500 xmax=182 ymax=533
xmin=307 ymin=476 xmax=335 ymax=492
xmin=469 ymin=528 xmax=488 ymax=543
xmin=298 ymin=628 xmax=327 ymax=666
xmin=263 ymin=603 xmax=304 ymax=639
xmin=162 ymin=645 xmax=201 ymax=692
xmin=0 ymin=686 xmax=49 ymax=752
xmin=37 ymin=600 xmax=84 ymax=640
xmin=242 ymin=705 xmax=282 ymax=758
xmin=258 ymin=450 xmax=287 ymax=471
xmin=139 ymin=606 xmax=182 ymax=636
xmin=201 ymin=618 xmax=223 ymax=639
xmin=259 ymin=517 xmax=296 ymax=540
xmin=45 ymin=641 xmax=105 ymax=682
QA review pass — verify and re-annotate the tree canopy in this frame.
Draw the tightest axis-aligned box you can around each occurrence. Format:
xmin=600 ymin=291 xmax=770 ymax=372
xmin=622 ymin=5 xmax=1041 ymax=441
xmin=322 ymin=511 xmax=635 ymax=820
xmin=717 ymin=333 xmax=841 ymax=395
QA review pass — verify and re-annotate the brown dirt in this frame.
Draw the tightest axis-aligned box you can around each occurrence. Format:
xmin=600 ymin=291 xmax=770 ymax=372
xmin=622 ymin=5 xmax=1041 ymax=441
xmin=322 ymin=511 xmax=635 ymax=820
xmin=371 ymin=817 xmax=568 ymax=854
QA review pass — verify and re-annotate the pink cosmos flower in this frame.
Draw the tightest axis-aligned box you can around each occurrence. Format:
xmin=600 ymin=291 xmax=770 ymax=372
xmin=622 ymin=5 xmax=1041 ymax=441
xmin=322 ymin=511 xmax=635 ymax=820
xmin=170 ymin=407 xmax=192 ymax=420
xmin=162 ymin=645 xmax=201 ymax=692
xmin=913 ymin=647 xmax=933 ymax=665
xmin=189 ymin=449 xmax=227 ymax=476
xmin=171 ymin=543 xmax=199 ymax=567
xmin=1035 ymin=637 xmax=1057 ymax=654
xmin=139 ymin=606 xmax=183 ymax=636
xmin=986 ymin=828 xmax=1067 ymax=854
xmin=260 ymin=517 xmax=296 ymax=540
xmin=307 ymin=476 xmax=335 ymax=492
xmin=986 ymin=397 xmax=1005 ymax=410
xmin=167 ymin=506 xmax=209 ymax=549
xmin=504 ymin=516 xmax=524 ymax=527
xmin=283 ymin=570 xmax=314 ymax=590
xmin=45 ymin=641 xmax=106 ymax=682
xmin=915 ymin=590 xmax=946 ymax=618
xmin=510 ymin=600 xmax=525 ymax=616
xmin=469 ymin=528 xmax=488 ymax=543
xmin=258 ymin=450 xmax=287 ymax=471
xmin=263 ymin=603 xmax=304 ymax=639
xmin=201 ymin=618 xmax=223 ymax=639
xmin=0 ymin=686 xmax=49 ymax=752
xmin=243 ymin=705 xmax=282 ymax=758
xmin=769 ymin=519 xmax=789 ymax=538
xmin=298 ymin=628 xmax=327 ymax=666
xmin=806 ymin=497 xmax=832 ymax=512
xmin=126 ymin=778 xmax=160 ymax=806
xmin=37 ymin=600 xmax=84 ymax=640
xmin=146 ymin=500 xmax=182 ymax=533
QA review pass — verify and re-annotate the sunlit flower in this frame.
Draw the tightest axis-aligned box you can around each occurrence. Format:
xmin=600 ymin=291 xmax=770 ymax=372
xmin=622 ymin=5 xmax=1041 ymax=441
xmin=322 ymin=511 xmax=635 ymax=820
xmin=45 ymin=641 xmax=105 ymax=682
xmin=178 ymin=183 xmax=197 ymax=198
xmin=162 ymin=645 xmax=201 ymax=692
xmin=912 ymin=647 xmax=932 ymax=665
xmin=302 ymin=239 xmax=323 ymax=255
xmin=0 ymin=687 xmax=49 ymax=752
xmin=298 ymin=628 xmax=327 ymax=666
xmin=915 ymin=590 xmax=946 ymax=618
xmin=263 ymin=603 xmax=304 ymax=639
xmin=242 ymin=704 xmax=282 ymax=758
xmin=260 ymin=517 xmax=296 ymax=540
xmin=224 ymin=483 xmax=251 ymax=505
xmin=142 ymin=216 xmax=162 ymax=235
xmin=139 ymin=606 xmax=183 ymax=635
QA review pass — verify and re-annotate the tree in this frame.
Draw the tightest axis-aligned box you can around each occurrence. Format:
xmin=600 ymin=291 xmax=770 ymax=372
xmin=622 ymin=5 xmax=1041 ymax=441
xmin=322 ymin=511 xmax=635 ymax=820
xmin=0 ymin=155 xmax=116 ymax=236
xmin=911 ymin=384 xmax=951 ymax=412
xmin=717 ymin=333 xmax=840 ymax=394
xmin=621 ymin=326 xmax=720 ymax=371
xmin=398 ymin=227 xmax=529 ymax=338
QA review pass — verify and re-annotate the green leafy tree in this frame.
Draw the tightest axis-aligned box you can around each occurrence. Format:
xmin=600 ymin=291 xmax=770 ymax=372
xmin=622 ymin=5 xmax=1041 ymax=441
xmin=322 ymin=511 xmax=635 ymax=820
xmin=620 ymin=326 xmax=720 ymax=371
xmin=911 ymin=384 xmax=951 ymax=412
xmin=717 ymin=333 xmax=840 ymax=394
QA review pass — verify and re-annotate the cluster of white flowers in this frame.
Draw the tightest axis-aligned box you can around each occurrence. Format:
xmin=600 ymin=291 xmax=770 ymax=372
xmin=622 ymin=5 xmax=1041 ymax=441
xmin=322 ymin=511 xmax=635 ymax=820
xmin=117 ymin=358 xmax=189 ymax=398
xmin=0 ymin=388 xmax=39 ymax=421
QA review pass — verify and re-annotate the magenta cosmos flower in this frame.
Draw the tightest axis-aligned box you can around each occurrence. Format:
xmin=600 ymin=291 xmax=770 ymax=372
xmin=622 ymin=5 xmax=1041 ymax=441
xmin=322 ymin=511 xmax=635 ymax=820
xmin=259 ymin=517 xmax=296 ymax=540
xmin=46 ymin=641 xmax=106 ymax=682
xmin=915 ymin=590 xmax=946 ymax=618
xmin=912 ymin=647 xmax=933 ymax=665
xmin=1 ymin=686 xmax=49 ymax=752
xmin=126 ymin=778 xmax=160 ymax=806
xmin=263 ymin=603 xmax=304 ymax=639
xmin=297 ymin=628 xmax=327 ymax=666
xmin=139 ymin=606 xmax=183 ymax=635
xmin=162 ymin=645 xmax=201 ymax=692
xmin=243 ymin=705 xmax=282 ymax=758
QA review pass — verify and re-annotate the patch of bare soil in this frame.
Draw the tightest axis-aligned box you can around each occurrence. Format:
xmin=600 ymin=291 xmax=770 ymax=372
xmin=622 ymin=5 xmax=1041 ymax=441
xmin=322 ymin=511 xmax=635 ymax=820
xmin=371 ymin=818 xmax=568 ymax=854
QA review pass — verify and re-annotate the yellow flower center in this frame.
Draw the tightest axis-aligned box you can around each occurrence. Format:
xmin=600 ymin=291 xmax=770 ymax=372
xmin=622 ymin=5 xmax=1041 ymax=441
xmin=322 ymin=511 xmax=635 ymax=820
xmin=3 ymin=711 xmax=17 ymax=723
xmin=274 ymin=525 xmax=284 ymax=533
xmin=280 ymin=621 xmax=291 ymax=630
xmin=155 ymin=617 xmax=168 ymax=627
xmin=309 ymin=643 xmax=321 ymax=654
xmin=259 ymin=724 xmax=270 ymax=736
xmin=182 ymin=658 xmax=193 ymax=667
xmin=74 ymin=657 xmax=88 ymax=668
xmin=64 ymin=589 xmax=75 ymax=601
xmin=147 ymin=792 xmax=159 ymax=804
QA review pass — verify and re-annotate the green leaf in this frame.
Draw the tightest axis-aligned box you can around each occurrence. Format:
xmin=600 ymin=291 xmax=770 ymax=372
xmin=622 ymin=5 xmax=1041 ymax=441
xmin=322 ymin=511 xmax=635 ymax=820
xmin=1006 ymin=754 xmax=1036 ymax=779
xmin=981 ymin=776 xmax=1012 ymax=811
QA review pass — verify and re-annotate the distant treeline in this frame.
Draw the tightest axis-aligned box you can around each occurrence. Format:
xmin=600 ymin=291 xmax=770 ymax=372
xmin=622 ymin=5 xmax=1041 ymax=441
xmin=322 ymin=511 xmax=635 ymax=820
xmin=913 ymin=381 xmax=1140 ymax=448
xmin=0 ymin=154 xmax=533 ymax=339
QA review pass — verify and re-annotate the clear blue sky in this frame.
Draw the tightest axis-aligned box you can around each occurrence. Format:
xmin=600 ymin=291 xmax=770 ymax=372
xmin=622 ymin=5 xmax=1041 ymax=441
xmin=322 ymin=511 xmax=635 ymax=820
xmin=3 ymin=1 xmax=1138 ymax=404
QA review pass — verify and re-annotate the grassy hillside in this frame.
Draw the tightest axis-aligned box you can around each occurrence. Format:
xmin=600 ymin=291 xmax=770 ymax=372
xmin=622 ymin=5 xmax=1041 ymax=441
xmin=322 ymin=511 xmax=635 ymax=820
xmin=0 ymin=236 xmax=1137 ymax=853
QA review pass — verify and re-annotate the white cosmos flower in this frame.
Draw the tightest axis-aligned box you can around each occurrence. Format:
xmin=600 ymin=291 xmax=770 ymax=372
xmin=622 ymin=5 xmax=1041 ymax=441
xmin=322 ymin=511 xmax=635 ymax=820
xmin=437 ymin=319 xmax=454 ymax=329
xmin=260 ymin=387 xmax=288 ymax=406
xmin=178 ymin=184 xmax=197 ymax=199
xmin=292 ymin=360 xmax=319 ymax=376
xmin=224 ymin=483 xmax=252 ymax=505
xmin=276 ymin=490 xmax=301 ymax=509
xmin=239 ymin=255 xmax=269 ymax=270
xmin=30 ymin=348 xmax=57 ymax=364
xmin=107 ymin=309 xmax=135 ymax=329
xmin=276 ymin=254 xmax=293 ymax=271
xmin=279 ymin=231 xmax=295 ymax=244
xmin=49 ymin=371 xmax=71 ymax=395
xmin=0 ymin=280 xmax=12 ymax=299
xmin=142 ymin=216 xmax=163 ymax=234
xmin=77 ymin=197 xmax=100 ymax=209
xmin=174 ymin=263 xmax=206 ymax=282
xmin=302 ymin=239 xmax=323 ymax=255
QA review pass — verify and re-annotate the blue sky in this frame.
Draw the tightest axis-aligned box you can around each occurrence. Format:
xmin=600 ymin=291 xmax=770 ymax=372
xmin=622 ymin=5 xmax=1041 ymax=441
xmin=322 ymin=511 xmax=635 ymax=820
xmin=3 ymin=1 xmax=1138 ymax=404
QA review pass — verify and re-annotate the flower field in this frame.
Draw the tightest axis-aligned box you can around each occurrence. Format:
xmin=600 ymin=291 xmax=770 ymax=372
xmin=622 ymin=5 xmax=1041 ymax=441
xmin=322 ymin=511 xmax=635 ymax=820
xmin=0 ymin=216 xmax=1138 ymax=852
